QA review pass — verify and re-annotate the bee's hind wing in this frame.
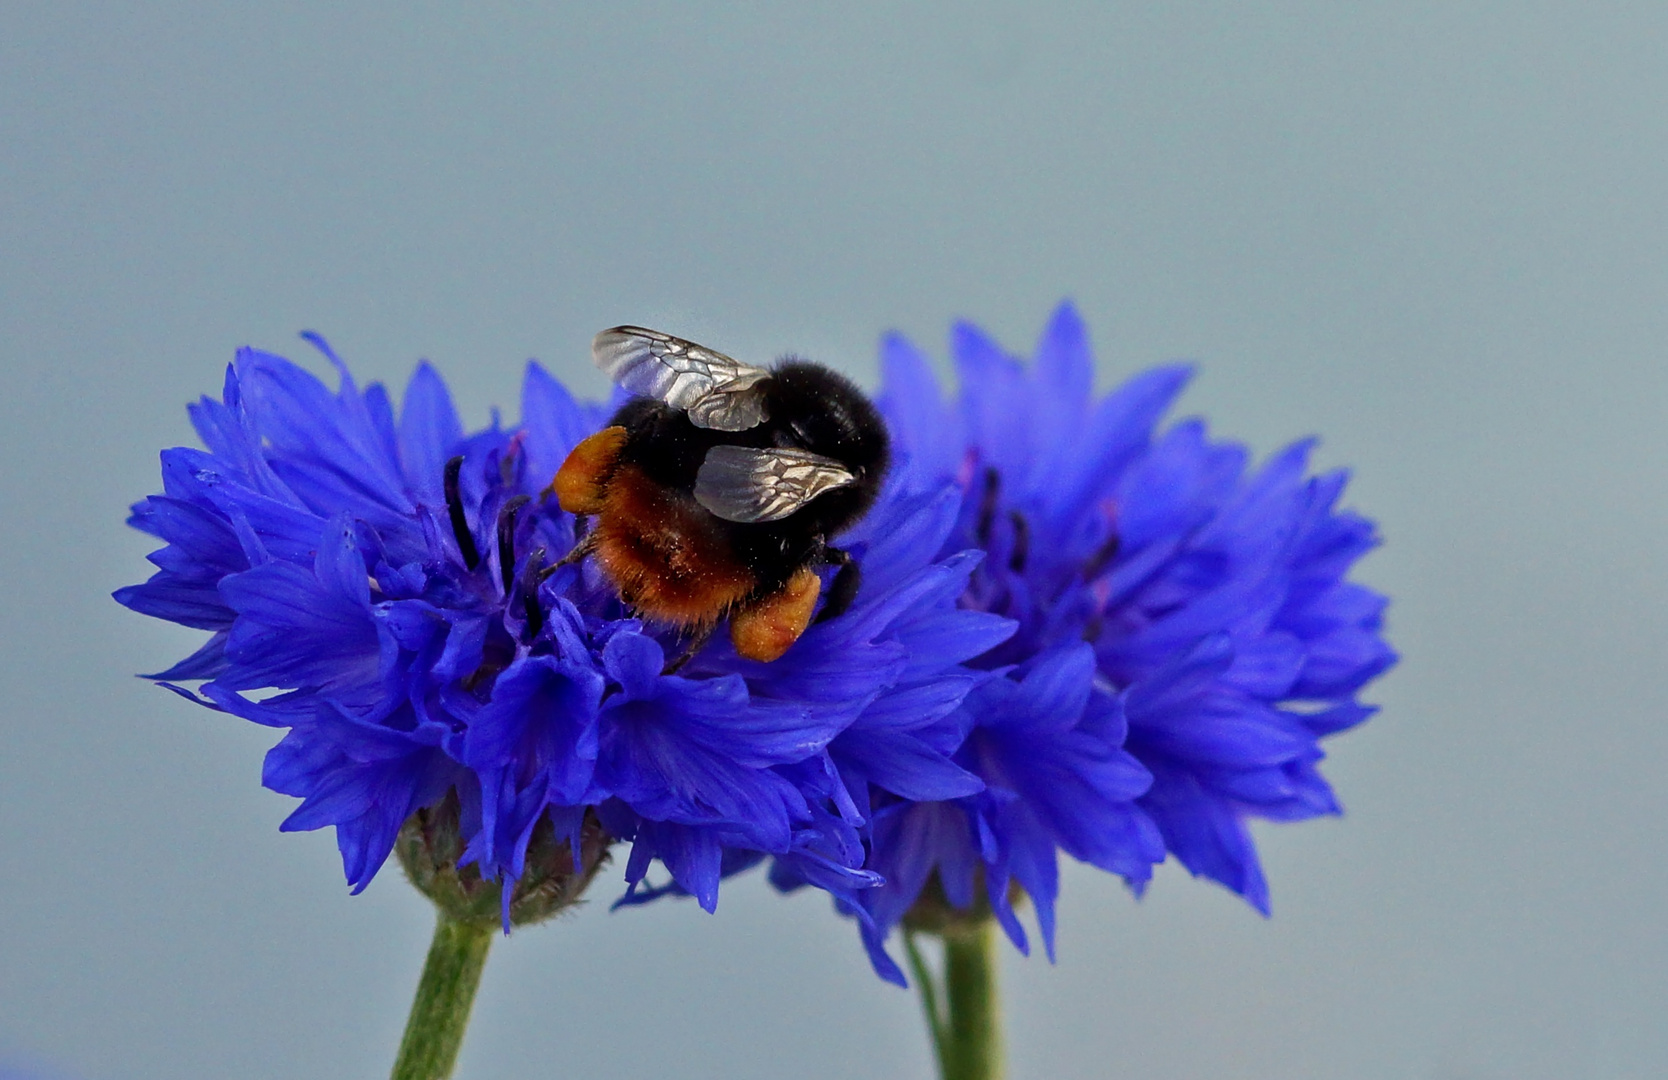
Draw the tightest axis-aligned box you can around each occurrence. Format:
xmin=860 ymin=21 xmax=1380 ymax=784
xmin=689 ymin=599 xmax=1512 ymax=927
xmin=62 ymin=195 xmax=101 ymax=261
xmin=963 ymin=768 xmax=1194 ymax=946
xmin=592 ymin=325 xmax=771 ymax=431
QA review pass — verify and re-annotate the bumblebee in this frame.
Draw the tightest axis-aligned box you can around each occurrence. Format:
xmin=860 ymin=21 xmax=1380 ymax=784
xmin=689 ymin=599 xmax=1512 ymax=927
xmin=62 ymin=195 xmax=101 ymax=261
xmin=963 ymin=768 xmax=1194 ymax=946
xmin=553 ymin=325 xmax=890 ymax=667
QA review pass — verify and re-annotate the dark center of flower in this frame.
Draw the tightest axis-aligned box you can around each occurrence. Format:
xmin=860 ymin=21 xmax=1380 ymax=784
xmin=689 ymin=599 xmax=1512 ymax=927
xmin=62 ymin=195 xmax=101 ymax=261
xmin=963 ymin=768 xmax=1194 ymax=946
xmin=1082 ymin=531 xmax=1121 ymax=580
xmin=1006 ymin=510 xmax=1029 ymax=573
xmin=975 ymin=466 xmax=1001 ymax=543
xmin=443 ymin=453 xmax=567 ymax=689
xmin=962 ymin=463 xmax=1126 ymax=661
xmin=444 ymin=455 xmax=483 ymax=570
xmin=518 ymin=547 xmax=549 ymax=638
xmin=496 ymin=494 xmax=532 ymax=595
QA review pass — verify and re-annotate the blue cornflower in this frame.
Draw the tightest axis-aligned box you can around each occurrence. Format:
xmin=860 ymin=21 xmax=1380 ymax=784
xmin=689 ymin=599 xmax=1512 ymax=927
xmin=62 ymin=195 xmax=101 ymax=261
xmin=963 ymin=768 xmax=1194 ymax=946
xmin=824 ymin=303 xmax=1396 ymax=981
xmin=116 ymin=337 xmax=1005 ymax=921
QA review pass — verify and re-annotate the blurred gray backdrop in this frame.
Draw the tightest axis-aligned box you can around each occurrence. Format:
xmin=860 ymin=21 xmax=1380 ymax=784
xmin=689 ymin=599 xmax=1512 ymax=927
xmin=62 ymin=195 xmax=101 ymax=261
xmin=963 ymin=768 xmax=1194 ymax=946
xmin=3 ymin=3 xmax=1665 ymax=1078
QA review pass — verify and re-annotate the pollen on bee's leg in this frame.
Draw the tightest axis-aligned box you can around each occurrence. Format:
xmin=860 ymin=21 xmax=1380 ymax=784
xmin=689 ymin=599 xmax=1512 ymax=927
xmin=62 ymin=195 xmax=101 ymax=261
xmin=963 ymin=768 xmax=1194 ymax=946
xmin=553 ymin=426 xmax=629 ymax=514
xmin=730 ymin=567 xmax=822 ymax=663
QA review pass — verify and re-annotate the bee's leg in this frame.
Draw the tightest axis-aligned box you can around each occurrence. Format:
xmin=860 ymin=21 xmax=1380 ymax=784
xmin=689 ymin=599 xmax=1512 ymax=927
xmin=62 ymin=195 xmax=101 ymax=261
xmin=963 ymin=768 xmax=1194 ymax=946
xmin=814 ymin=545 xmax=861 ymax=624
xmin=661 ymin=623 xmax=717 ymax=676
xmin=543 ymin=529 xmax=595 ymax=576
xmin=730 ymin=567 xmax=822 ymax=662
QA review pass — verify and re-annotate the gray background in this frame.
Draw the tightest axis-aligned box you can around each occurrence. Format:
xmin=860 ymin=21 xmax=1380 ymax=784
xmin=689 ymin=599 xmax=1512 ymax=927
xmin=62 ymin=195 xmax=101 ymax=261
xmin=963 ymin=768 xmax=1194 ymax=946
xmin=2 ymin=3 xmax=1663 ymax=1078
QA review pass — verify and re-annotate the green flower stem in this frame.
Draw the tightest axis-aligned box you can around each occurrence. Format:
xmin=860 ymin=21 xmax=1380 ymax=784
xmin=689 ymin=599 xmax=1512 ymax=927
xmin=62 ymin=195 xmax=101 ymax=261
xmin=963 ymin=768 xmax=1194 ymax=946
xmin=909 ymin=921 xmax=1004 ymax=1080
xmin=943 ymin=920 xmax=1003 ymax=1080
xmin=903 ymin=930 xmax=948 ymax=1066
xmin=390 ymin=913 xmax=495 ymax=1080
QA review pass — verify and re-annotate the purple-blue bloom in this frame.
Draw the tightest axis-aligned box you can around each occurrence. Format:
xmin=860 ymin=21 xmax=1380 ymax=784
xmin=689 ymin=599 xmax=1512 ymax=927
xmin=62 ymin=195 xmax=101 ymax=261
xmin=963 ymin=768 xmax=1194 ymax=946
xmin=116 ymin=338 xmax=1008 ymax=918
xmin=823 ymin=302 xmax=1396 ymax=982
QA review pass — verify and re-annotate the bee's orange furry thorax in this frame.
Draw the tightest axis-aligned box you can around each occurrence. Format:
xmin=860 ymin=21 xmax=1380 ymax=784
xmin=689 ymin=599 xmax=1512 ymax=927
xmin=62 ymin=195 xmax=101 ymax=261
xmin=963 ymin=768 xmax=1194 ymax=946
xmin=590 ymin=464 xmax=756 ymax=627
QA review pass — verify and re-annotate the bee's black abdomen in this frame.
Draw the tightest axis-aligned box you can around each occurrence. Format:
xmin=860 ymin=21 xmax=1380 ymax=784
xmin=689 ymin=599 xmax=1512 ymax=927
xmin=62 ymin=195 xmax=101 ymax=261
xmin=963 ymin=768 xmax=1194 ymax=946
xmin=764 ymin=362 xmax=890 ymax=492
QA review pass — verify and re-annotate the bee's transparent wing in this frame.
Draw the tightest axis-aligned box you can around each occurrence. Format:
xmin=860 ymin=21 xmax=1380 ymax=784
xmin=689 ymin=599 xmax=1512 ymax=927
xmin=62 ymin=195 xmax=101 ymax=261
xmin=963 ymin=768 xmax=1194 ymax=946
xmin=593 ymin=325 xmax=771 ymax=431
xmin=693 ymin=445 xmax=858 ymax=523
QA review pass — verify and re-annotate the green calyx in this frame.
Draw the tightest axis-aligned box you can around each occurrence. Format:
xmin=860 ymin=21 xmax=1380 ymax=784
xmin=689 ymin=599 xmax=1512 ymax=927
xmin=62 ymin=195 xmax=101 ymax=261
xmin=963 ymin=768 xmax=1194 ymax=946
xmin=901 ymin=869 xmax=1028 ymax=939
xmin=395 ymin=791 xmax=613 ymax=929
